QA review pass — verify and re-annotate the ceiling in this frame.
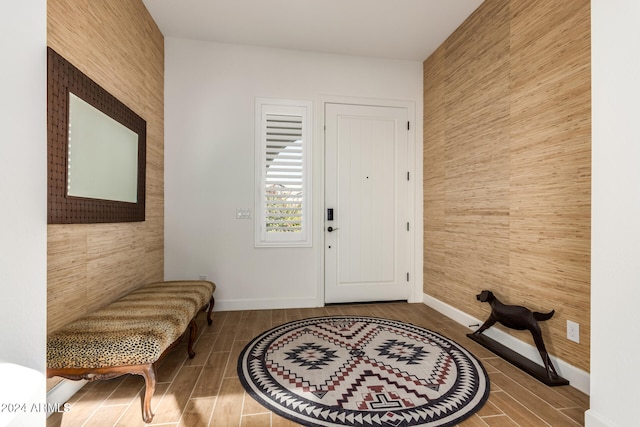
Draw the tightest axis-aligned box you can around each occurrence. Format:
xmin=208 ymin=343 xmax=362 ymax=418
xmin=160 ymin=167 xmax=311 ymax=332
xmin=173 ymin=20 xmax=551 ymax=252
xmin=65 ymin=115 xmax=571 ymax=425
xmin=142 ymin=0 xmax=483 ymax=61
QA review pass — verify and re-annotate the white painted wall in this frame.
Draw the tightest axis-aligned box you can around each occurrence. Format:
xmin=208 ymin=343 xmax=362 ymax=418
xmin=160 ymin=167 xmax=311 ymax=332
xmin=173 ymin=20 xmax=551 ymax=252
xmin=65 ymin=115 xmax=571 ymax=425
xmin=588 ymin=2 xmax=640 ymax=426
xmin=0 ymin=2 xmax=47 ymax=426
xmin=164 ymin=38 xmax=423 ymax=310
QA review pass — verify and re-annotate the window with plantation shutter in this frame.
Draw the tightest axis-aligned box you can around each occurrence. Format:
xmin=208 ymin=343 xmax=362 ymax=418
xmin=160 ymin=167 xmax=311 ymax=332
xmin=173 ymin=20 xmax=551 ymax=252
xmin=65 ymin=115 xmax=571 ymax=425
xmin=255 ymin=99 xmax=312 ymax=247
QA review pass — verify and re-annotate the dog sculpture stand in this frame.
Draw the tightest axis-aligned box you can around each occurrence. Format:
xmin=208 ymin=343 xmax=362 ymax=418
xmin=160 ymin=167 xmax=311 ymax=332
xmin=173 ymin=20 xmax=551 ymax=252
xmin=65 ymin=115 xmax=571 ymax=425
xmin=467 ymin=290 xmax=569 ymax=386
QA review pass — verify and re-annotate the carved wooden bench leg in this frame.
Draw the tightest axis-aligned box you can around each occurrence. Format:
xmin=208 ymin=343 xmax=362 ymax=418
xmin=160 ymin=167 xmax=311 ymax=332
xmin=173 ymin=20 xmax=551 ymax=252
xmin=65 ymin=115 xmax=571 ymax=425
xmin=187 ymin=298 xmax=214 ymax=359
xmin=47 ymin=363 xmax=159 ymax=423
xmin=187 ymin=318 xmax=197 ymax=358
xmin=139 ymin=364 xmax=157 ymax=423
xmin=207 ymin=296 xmax=215 ymax=325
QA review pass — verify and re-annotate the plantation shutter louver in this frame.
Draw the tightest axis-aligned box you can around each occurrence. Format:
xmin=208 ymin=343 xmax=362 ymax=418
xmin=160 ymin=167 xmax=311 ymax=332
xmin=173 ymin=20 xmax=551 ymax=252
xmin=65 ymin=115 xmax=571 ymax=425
xmin=265 ymin=114 xmax=303 ymax=233
xmin=255 ymin=99 xmax=312 ymax=247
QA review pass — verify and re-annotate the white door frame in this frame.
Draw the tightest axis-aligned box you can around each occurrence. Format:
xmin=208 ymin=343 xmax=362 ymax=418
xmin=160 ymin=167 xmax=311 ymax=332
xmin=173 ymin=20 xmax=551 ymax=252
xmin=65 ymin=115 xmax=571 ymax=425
xmin=315 ymin=95 xmax=422 ymax=307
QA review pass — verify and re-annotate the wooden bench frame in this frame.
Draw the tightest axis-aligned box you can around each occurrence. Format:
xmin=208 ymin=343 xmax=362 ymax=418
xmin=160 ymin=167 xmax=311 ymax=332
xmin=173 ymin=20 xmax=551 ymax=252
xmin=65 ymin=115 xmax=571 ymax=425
xmin=47 ymin=296 xmax=214 ymax=423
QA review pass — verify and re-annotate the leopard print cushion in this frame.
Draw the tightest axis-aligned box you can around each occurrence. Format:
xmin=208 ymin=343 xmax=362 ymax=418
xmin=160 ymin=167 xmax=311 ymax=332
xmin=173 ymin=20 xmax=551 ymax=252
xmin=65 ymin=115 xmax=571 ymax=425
xmin=47 ymin=280 xmax=215 ymax=369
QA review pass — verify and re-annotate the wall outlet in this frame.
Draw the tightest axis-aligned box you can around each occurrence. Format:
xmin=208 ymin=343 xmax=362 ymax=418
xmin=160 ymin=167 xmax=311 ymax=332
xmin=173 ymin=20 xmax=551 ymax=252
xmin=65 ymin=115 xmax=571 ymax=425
xmin=199 ymin=275 xmax=207 ymax=281
xmin=567 ymin=320 xmax=580 ymax=343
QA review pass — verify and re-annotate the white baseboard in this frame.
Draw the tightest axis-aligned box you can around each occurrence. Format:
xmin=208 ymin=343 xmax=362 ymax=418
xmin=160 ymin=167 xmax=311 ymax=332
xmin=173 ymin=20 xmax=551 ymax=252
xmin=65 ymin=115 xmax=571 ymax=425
xmin=46 ymin=379 xmax=87 ymax=417
xmin=585 ymin=410 xmax=619 ymax=427
xmin=214 ymin=296 xmax=319 ymax=312
xmin=423 ymin=293 xmax=590 ymax=395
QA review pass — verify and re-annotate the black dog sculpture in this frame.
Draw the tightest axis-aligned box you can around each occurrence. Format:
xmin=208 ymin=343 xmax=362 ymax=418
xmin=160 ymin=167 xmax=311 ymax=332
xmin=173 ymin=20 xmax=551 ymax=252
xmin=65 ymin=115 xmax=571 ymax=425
xmin=472 ymin=290 xmax=559 ymax=379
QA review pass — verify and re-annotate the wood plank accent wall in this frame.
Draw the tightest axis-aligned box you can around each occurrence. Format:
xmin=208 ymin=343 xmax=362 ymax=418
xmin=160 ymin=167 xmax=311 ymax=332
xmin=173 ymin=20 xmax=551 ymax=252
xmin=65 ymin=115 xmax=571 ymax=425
xmin=47 ymin=0 xmax=164 ymax=333
xmin=423 ymin=0 xmax=591 ymax=372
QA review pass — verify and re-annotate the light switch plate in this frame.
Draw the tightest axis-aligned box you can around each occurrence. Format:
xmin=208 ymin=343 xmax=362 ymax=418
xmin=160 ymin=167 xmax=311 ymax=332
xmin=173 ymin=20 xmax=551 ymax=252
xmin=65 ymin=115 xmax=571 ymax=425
xmin=236 ymin=208 xmax=251 ymax=219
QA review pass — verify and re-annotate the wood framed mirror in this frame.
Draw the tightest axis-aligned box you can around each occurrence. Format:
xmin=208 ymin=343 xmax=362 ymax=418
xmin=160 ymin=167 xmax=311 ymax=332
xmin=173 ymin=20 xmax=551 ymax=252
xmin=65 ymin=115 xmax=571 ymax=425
xmin=47 ymin=47 xmax=146 ymax=223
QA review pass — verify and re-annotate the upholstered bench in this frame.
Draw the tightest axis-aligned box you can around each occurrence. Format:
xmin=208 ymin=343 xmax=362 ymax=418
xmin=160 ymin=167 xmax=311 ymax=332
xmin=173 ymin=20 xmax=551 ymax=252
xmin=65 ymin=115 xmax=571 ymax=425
xmin=47 ymin=280 xmax=215 ymax=422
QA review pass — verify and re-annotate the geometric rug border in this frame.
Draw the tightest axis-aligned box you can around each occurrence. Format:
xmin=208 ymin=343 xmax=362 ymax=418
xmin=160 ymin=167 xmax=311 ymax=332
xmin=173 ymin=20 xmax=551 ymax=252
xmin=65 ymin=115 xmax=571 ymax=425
xmin=238 ymin=315 xmax=490 ymax=427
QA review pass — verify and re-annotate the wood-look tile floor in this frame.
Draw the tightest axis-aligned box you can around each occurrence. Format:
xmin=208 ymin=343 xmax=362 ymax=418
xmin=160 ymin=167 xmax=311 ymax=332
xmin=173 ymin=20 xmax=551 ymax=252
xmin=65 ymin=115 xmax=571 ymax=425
xmin=47 ymin=302 xmax=589 ymax=427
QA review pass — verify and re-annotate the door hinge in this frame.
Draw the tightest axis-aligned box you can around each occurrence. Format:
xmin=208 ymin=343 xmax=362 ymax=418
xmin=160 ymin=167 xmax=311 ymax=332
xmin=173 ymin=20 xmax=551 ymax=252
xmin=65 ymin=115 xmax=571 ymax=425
xmin=407 ymin=171 xmax=410 ymax=181
xmin=406 ymin=222 xmax=410 ymax=231
xmin=406 ymin=272 xmax=410 ymax=282
xmin=407 ymin=121 xmax=410 ymax=131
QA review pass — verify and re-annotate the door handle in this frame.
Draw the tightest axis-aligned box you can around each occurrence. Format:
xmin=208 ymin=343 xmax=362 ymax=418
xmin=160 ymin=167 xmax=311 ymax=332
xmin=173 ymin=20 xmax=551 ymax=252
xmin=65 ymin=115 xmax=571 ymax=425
xmin=327 ymin=226 xmax=339 ymax=232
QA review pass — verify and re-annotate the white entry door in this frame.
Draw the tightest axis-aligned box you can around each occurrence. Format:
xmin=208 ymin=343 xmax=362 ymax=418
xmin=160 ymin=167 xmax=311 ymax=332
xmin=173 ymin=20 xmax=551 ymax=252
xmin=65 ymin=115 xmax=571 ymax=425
xmin=324 ymin=103 xmax=411 ymax=304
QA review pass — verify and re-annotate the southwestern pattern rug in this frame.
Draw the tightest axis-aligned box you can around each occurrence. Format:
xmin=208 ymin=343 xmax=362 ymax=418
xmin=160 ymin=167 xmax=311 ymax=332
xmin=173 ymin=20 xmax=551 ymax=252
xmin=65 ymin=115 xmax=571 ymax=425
xmin=237 ymin=316 xmax=490 ymax=427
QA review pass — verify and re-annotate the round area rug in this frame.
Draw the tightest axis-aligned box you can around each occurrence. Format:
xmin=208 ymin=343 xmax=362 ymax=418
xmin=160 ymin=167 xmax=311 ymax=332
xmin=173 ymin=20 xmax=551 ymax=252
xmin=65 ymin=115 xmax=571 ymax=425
xmin=238 ymin=316 xmax=489 ymax=427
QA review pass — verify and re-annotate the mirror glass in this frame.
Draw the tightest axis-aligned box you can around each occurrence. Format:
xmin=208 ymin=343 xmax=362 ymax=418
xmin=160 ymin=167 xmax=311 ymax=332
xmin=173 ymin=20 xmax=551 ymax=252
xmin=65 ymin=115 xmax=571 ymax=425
xmin=67 ymin=93 xmax=139 ymax=203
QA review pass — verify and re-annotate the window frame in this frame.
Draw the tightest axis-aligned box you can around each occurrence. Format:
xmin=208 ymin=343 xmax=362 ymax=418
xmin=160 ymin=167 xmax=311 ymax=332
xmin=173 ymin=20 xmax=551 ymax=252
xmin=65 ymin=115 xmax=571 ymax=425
xmin=254 ymin=98 xmax=313 ymax=247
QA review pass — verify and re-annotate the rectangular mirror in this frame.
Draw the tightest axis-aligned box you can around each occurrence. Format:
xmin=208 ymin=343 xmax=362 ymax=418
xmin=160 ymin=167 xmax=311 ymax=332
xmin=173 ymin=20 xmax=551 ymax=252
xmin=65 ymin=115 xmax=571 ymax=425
xmin=67 ymin=93 xmax=139 ymax=203
xmin=48 ymin=48 xmax=146 ymax=223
